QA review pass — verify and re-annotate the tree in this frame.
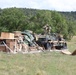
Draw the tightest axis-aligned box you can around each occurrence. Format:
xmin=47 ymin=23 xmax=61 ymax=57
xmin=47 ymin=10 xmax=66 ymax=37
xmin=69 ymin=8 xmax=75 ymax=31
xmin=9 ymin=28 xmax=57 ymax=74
xmin=51 ymin=11 xmax=68 ymax=38
xmin=0 ymin=8 xmax=27 ymax=32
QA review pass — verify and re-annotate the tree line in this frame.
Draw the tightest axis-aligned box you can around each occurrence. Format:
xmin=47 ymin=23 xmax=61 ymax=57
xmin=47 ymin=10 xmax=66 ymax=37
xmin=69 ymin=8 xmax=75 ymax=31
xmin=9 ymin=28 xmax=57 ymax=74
xmin=0 ymin=7 xmax=76 ymax=39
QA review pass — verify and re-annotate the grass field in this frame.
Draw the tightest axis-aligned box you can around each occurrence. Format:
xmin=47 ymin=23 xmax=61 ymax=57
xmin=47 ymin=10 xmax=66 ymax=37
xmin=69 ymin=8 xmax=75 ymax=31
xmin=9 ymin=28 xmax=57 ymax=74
xmin=0 ymin=36 xmax=76 ymax=75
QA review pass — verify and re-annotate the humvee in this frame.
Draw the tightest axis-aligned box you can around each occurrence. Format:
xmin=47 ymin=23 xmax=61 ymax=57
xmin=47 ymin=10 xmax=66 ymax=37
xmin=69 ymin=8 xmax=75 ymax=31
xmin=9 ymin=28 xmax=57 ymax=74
xmin=36 ymin=33 xmax=67 ymax=50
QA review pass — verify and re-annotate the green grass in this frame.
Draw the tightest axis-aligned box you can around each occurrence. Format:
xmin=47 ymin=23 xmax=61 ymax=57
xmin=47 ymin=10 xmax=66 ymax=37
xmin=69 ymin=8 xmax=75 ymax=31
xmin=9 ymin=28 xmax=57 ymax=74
xmin=0 ymin=52 xmax=76 ymax=75
xmin=67 ymin=36 xmax=76 ymax=52
xmin=0 ymin=37 xmax=76 ymax=75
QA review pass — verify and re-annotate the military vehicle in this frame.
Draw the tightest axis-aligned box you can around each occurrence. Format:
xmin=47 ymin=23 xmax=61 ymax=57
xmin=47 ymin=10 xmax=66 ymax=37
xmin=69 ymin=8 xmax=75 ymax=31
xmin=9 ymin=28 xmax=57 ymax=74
xmin=20 ymin=27 xmax=67 ymax=51
xmin=36 ymin=33 xmax=67 ymax=50
xmin=36 ymin=24 xmax=67 ymax=50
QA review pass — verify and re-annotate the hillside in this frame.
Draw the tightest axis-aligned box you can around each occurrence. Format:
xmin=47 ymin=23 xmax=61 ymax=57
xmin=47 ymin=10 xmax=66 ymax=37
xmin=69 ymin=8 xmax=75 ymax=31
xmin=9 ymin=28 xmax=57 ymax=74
xmin=0 ymin=8 xmax=76 ymax=39
xmin=21 ymin=8 xmax=76 ymax=21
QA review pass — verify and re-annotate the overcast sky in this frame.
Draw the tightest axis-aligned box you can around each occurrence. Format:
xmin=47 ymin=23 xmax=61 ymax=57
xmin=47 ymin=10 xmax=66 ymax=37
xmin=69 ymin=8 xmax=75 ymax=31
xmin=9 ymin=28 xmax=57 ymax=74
xmin=0 ymin=0 xmax=76 ymax=11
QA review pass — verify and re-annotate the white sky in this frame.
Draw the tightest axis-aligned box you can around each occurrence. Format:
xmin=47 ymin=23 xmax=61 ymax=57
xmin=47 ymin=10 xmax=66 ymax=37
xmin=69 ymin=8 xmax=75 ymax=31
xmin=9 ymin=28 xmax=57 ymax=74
xmin=0 ymin=0 xmax=76 ymax=11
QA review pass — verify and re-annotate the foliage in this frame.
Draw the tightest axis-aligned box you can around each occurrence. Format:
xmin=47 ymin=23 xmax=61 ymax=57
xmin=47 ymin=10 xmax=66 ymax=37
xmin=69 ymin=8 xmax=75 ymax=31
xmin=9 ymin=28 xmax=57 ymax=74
xmin=0 ymin=8 xmax=27 ymax=32
xmin=0 ymin=8 xmax=76 ymax=39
